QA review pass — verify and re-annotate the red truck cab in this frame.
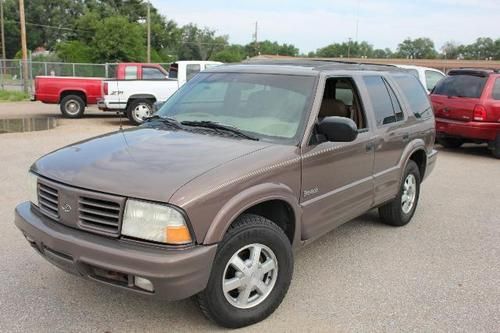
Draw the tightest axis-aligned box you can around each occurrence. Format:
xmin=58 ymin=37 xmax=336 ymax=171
xmin=431 ymin=69 xmax=500 ymax=158
xmin=34 ymin=63 xmax=168 ymax=118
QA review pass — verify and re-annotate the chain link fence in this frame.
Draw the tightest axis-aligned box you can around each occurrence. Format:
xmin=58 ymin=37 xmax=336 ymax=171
xmin=0 ymin=60 xmax=171 ymax=94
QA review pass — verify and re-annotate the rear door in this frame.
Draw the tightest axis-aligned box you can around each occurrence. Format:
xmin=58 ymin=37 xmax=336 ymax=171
xmin=431 ymin=74 xmax=488 ymax=121
xmin=484 ymin=77 xmax=500 ymax=122
xmin=361 ymin=75 xmax=408 ymax=205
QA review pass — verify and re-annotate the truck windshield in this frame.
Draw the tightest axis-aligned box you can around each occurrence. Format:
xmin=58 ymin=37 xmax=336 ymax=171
xmin=157 ymin=72 xmax=317 ymax=144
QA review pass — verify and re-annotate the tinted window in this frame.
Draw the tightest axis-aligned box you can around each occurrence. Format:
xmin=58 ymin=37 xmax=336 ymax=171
xmin=433 ymin=75 xmax=487 ymax=98
xmin=186 ymin=64 xmax=201 ymax=81
xmin=169 ymin=64 xmax=178 ymax=79
xmin=158 ymin=73 xmax=316 ymax=143
xmin=125 ymin=66 xmax=137 ymax=80
xmin=142 ymin=67 xmax=166 ymax=80
xmin=392 ymin=74 xmax=433 ymax=119
xmin=384 ymin=80 xmax=404 ymax=121
xmin=363 ymin=76 xmax=398 ymax=126
xmin=425 ymin=70 xmax=444 ymax=91
xmin=493 ymin=78 xmax=500 ymax=100
xmin=403 ymin=68 xmax=419 ymax=78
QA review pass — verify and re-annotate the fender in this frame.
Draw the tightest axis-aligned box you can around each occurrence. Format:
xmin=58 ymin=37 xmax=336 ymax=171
xmin=397 ymin=138 xmax=427 ymax=182
xmin=203 ymin=183 xmax=302 ymax=247
xmin=58 ymin=88 xmax=87 ymax=103
xmin=129 ymin=93 xmax=157 ymax=101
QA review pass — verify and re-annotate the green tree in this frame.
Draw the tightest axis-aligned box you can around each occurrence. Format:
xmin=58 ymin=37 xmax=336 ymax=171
xmin=246 ymin=40 xmax=299 ymax=57
xmin=212 ymin=45 xmax=246 ymax=62
xmin=91 ymin=16 xmax=145 ymax=62
xmin=178 ymin=24 xmax=228 ymax=60
xmin=56 ymin=40 xmax=93 ymax=63
xmin=397 ymin=37 xmax=437 ymax=59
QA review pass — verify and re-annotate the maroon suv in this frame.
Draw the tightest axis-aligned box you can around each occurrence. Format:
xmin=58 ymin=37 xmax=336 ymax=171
xmin=431 ymin=69 xmax=500 ymax=158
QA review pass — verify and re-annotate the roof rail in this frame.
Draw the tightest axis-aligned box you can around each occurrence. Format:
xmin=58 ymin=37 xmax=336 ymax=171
xmin=309 ymin=59 xmax=398 ymax=68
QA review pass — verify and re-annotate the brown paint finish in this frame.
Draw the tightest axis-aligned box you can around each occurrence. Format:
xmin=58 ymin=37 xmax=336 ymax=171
xmin=15 ymin=60 xmax=437 ymax=301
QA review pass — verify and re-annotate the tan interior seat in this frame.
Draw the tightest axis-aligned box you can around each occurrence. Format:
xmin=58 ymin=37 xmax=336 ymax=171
xmin=319 ymin=98 xmax=350 ymax=118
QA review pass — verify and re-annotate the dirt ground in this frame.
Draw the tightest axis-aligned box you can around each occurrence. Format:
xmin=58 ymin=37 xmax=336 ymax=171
xmin=0 ymin=102 xmax=499 ymax=332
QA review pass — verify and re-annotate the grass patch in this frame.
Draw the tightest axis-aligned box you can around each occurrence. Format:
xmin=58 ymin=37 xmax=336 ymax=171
xmin=0 ymin=90 xmax=29 ymax=102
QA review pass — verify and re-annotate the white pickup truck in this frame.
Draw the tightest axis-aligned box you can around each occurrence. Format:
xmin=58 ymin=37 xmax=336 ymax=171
xmin=98 ymin=60 xmax=222 ymax=124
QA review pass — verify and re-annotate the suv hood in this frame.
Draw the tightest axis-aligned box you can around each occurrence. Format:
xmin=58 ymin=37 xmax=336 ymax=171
xmin=32 ymin=127 xmax=271 ymax=202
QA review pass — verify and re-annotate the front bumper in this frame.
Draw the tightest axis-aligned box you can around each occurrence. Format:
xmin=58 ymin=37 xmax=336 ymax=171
xmin=14 ymin=202 xmax=217 ymax=301
xmin=436 ymin=117 xmax=500 ymax=142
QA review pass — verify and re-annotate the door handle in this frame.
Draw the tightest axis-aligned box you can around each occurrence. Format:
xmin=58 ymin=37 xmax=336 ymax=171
xmin=366 ymin=142 xmax=374 ymax=152
xmin=402 ymin=133 xmax=410 ymax=142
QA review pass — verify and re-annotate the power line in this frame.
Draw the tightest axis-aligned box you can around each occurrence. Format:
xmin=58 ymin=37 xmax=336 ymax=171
xmin=6 ymin=20 xmax=90 ymax=32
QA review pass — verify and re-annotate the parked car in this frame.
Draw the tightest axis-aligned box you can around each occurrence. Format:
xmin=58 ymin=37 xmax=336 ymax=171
xmin=33 ymin=63 xmax=169 ymax=118
xmin=98 ymin=60 xmax=222 ymax=125
xmin=431 ymin=68 xmax=500 ymax=158
xmin=15 ymin=60 xmax=437 ymax=328
xmin=394 ymin=64 xmax=445 ymax=93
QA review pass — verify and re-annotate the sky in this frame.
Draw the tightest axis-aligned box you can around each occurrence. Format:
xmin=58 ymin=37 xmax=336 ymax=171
xmin=150 ymin=0 xmax=500 ymax=54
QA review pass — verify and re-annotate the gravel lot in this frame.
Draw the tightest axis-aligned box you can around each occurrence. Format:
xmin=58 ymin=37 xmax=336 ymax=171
xmin=0 ymin=102 xmax=499 ymax=332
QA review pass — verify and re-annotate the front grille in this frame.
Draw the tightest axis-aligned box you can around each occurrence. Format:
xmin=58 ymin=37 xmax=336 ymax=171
xmin=78 ymin=196 xmax=121 ymax=233
xmin=38 ymin=183 xmax=59 ymax=220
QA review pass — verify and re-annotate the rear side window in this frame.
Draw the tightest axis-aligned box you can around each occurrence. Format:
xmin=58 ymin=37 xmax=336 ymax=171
xmin=425 ymin=70 xmax=445 ymax=91
xmin=392 ymin=74 xmax=433 ymax=119
xmin=142 ymin=67 xmax=166 ymax=80
xmin=125 ymin=66 xmax=138 ymax=80
xmin=493 ymin=79 xmax=500 ymax=100
xmin=363 ymin=76 xmax=402 ymax=126
xmin=433 ymin=75 xmax=487 ymax=98
xmin=186 ymin=64 xmax=201 ymax=81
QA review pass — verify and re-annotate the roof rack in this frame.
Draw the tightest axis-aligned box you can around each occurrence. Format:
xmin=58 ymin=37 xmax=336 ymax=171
xmin=308 ymin=58 xmax=398 ymax=68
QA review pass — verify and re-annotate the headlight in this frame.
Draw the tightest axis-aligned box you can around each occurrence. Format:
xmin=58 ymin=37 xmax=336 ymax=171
xmin=121 ymin=199 xmax=192 ymax=245
xmin=28 ymin=172 xmax=38 ymax=206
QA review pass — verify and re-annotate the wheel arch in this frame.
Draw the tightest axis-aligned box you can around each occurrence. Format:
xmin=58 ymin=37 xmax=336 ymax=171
xmin=203 ymin=183 xmax=301 ymax=247
xmin=59 ymin=90 xmax=87 ymax=105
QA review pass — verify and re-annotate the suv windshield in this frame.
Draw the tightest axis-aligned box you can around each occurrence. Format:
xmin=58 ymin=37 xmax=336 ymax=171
xmin=157 ymin=72 xmax=317 ymax=143
xmin=433 ymin=74 xmax=487 ymax=98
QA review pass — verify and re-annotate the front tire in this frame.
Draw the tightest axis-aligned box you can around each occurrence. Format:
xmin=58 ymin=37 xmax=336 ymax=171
xmin=438 ymin=137 xmax=463 ymax=149
xmin=126 ymin=99 xmax=153 ymax=125
xmin=491 ymin=135 xmax=500 ymax=159
xmin=379 ymin=160 xmax=421 ymax=227
xmin=60 ymin=95 xmax=85 ymax=118
xmin=197 ymin=214 xmax=293 ymax=328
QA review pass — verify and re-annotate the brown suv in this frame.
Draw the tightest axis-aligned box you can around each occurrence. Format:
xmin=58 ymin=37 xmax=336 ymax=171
xmin=15 ymin=60 xmax=437 ymax=328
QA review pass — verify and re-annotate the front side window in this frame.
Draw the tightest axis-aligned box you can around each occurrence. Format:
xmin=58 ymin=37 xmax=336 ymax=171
xmin=493 ymin=78 xmax=500 ymax=100
xmin=433 ymin=75 xmax=487 ymax=98
xmin=125 ymin=66 xmax=138 ymax=80
xmin=363 ymin=76 xmax=400 ymax=126
xmin=425 ymin=70 xmax=445 ymax=91
xmin=157 ymin=72 xmax=317 ymax=143
xmin=143 ymin=67 xmax=166 ymax=80
xmin=392 ymin=73 xmax=433 ymax=119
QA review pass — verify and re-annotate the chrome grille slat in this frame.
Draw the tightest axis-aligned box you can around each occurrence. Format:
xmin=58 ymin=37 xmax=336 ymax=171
xmin=78 ymin=196 xmax=121 ymax=233
xmin=38 ymin=183 xmax=59 ymax=219
xmin=39 ymin=192 xmax=58 ymax=205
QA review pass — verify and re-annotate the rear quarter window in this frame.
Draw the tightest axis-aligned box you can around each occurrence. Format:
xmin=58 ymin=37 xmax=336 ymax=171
xmin=391 ymin=74 xmax=433 ymax=120
xmin=433 ymin=75 xmax=487 ymax=98
xmin=493 ymin=78 xmax=500 ymax=100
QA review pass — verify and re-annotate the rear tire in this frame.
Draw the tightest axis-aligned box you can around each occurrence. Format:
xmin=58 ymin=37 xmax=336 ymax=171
xmin=197 ymin=214 xmax=293 ymax=328
xmin=491 ymin=135 xmax=500 ymax=159
xmin=126 ymin=99 xmax=153 ymax=125
xmin=438 ymin=137 xmax=463 ymax=149
xmin=379 ymin=160 xmax=421 ymax=227
xmin=60 ymin=95 xmax=85 ymax=118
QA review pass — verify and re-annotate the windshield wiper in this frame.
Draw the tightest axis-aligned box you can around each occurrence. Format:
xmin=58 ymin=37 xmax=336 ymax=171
xmin=180 ymin=120 xmax=259 ymax=141
xmin=143 ymin=115 xmax=182 ymax=129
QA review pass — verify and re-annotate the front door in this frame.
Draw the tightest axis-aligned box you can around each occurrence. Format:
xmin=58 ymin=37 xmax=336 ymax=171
xmin=300 ymin=76 xmax=375 ymax=240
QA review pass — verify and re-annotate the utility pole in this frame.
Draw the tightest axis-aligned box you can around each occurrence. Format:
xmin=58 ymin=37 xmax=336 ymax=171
xmin=19 ymin=0 xmax=29 ymax=93
xmin=253 ymin=21 xmax=259 ymax=56
xmin=347 ymin=37 xmax=352 ymax=59
xmin=1 ymin=0 xmax=6 ymax=62
xmin=147 ymin=0 xmax=151 ymax=63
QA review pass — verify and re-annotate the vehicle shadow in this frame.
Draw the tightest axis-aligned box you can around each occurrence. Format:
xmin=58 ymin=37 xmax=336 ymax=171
xmin=436 ymin=143 xmax=495 ymax=159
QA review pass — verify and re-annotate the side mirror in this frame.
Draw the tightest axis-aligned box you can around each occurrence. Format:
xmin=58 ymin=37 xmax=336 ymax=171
xmin=153 ymin=101 xmax=166 ymax=112
xmin=318 ymin=116 xmax=358 ymax=142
